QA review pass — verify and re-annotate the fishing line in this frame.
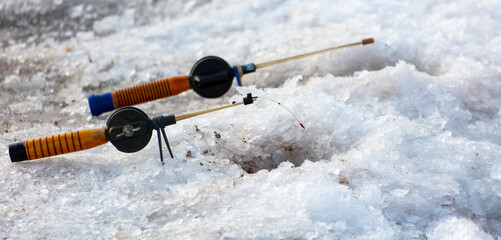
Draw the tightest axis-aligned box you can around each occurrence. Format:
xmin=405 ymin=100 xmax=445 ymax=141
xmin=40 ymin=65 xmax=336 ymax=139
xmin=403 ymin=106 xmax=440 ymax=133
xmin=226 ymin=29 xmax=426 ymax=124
xmin=256 ymin=96 xmax=305 ymax=129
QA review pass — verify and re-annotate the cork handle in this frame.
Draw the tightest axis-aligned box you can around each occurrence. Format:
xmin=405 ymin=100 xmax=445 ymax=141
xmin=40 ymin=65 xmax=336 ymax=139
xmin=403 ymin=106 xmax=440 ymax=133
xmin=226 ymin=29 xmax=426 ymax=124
xmin=111 ymin=76 xmax=190 ymax=109
xmin=9 ymin=128 xmax=108 ymax=162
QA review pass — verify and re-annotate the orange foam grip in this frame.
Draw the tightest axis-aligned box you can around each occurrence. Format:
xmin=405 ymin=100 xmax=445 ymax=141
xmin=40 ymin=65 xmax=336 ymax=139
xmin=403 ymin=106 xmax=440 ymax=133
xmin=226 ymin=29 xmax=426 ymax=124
xmin=111 ymin=76 xmax=190 ymax=109
xmin=23 ymin=128 xmax=108 ymax=161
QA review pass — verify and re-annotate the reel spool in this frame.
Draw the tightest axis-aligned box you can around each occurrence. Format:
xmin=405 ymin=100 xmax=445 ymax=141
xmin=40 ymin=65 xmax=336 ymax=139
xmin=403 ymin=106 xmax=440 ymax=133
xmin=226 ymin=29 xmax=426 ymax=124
xmin=106 ymin=107 xmax=153 ymax=153
xmin=189 ymin=56 xmax=234 ymax=98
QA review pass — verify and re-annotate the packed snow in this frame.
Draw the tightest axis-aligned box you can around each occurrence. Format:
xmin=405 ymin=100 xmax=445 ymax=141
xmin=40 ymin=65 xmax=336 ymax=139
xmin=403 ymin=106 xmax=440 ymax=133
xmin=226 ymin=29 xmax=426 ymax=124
xmin=1 ymin=0 xmax=501 ymax=239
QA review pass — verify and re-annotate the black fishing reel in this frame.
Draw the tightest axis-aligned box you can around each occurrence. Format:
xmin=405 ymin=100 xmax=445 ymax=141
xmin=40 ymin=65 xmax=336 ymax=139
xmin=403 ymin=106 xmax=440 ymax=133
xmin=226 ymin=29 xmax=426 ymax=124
xmin=189 ymin=56 xmax=235 ymax=98
xmin=106 ymin=107 xmax=152 ymax=153
xmin=105 ymin=107 xmax=175 ymax=162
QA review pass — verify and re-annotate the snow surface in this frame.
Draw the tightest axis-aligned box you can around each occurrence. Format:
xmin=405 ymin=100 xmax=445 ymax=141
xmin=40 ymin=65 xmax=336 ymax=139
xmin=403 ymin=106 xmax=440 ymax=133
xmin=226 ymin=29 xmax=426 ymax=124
xmin=1 ymin=0 xmax=501 ymax=239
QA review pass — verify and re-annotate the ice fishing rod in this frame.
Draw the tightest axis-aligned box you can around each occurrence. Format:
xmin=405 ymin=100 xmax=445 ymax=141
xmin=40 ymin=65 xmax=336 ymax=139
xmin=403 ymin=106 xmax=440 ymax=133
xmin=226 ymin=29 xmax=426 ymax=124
xmin=9 ymin=94 xmax=257 ymax=163
xmin=87 ymin=38 xmax=374 ymax=116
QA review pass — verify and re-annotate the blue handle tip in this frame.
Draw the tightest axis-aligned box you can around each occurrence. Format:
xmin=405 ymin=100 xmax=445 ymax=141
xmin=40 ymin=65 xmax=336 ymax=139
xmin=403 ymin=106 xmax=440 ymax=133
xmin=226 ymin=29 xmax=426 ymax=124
xmin=88 ymin=93 xmax=115 ymax=116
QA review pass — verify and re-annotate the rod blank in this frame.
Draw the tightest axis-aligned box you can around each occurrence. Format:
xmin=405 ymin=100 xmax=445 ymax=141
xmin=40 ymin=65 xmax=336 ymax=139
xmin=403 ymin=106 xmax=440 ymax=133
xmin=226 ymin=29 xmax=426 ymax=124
xmin=175 ymin=101 xmax=245 ymax=121
xmin=255 ymin=38 xmax=374 ymax=69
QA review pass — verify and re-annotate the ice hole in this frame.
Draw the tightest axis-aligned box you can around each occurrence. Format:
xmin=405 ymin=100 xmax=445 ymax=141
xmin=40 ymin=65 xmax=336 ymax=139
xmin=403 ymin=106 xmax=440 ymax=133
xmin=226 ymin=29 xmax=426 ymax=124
xmin=233 ymin=142 xmax=313 ymax=173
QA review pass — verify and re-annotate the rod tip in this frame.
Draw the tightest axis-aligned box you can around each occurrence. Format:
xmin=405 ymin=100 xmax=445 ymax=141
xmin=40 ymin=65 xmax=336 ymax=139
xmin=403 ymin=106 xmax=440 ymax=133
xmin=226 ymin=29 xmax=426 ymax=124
xmin=362 ymin=38 xmax=374 ymax=45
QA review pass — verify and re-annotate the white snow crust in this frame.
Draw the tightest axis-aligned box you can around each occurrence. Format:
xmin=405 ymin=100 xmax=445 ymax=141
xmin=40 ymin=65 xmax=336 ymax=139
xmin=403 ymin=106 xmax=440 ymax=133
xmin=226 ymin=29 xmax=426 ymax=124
xmin=1 ymin=0 xmax=501 ymax=239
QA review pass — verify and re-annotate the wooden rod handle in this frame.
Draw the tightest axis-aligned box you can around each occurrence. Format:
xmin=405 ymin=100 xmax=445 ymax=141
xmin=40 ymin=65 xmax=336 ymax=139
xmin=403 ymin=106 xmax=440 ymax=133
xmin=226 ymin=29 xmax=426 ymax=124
xmin=111 ymin=76 xmax=190 ymax=109
xmin=88 ymin=76 xmax=191 ymax=116
xmin=9 ymin=128 xmax=108 ymax=162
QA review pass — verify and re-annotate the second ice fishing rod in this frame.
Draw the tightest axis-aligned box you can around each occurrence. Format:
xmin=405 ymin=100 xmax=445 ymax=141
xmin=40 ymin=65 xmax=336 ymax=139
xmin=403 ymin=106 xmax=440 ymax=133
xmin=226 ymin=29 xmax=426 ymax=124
xmin=88 ymin=38 xmax=374 ymax=116
xmin=9 ymin=94 xmax=256 ymax=163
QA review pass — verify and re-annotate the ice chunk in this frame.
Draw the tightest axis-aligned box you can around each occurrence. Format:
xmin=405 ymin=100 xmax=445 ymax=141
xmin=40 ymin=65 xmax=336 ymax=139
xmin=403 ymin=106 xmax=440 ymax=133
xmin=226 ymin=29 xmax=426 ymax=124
xmin=427 ymin=217 xmax=493 ymax=240
xmin=490 ymin=163 xmax=501 ymax=180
